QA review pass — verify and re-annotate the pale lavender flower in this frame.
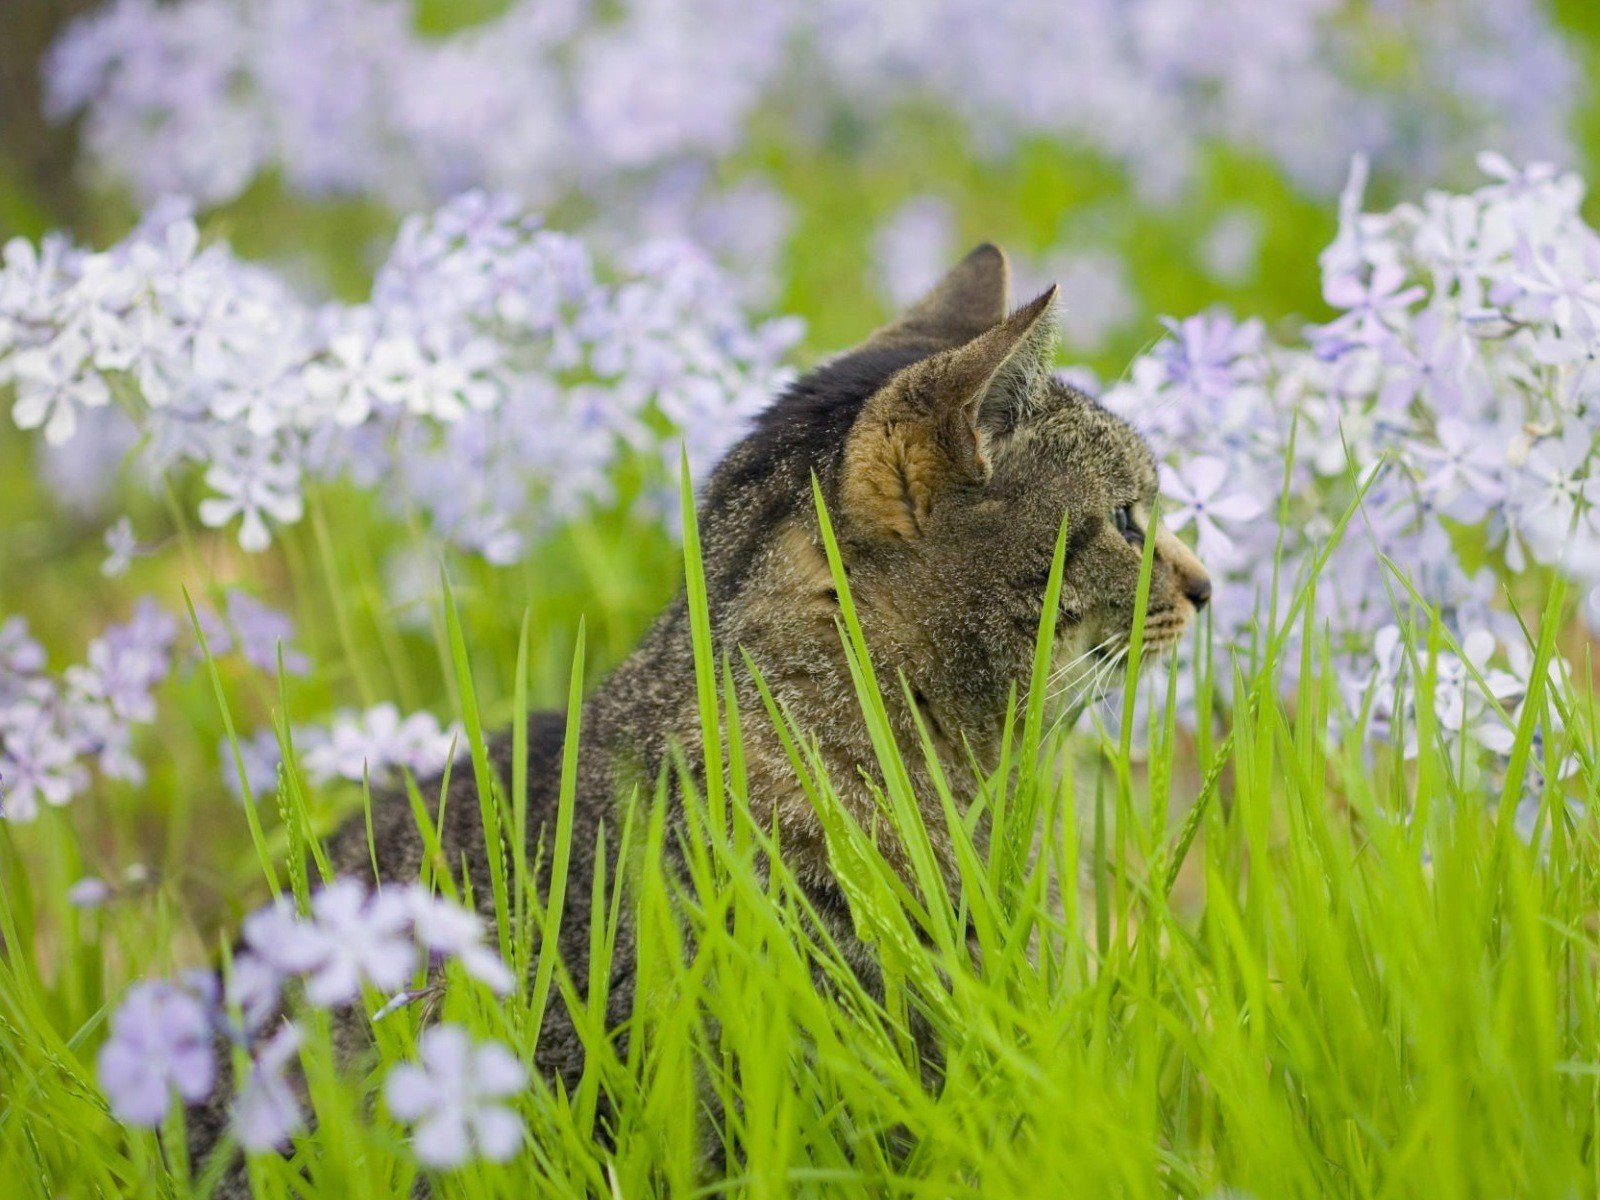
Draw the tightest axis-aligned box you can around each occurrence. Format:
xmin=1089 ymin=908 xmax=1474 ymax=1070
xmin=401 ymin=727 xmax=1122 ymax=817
xmin=233 ymin=1021 xmax=305 ymax=1152
xmin=230 ymin=880 xmax=512 ymax=1025
xmin=403 ymin=886 xmax=515 ymax=994
xmin=385 ymin=1025 xmax=527 ymax=1169
xmin=226 ymin=950 xmax=286 ymax=1034
xmin=1152 ymin=311 xmax=1264 ymax=406
xmin=1321 ymin=263 xmax=1427 ymax=348
xmin=101 ymin=517 xmax=139 ymax=578
xmin=1101 ymin=153 xmax=1600 ymax=788
xmin=224 ymin=591 xmax=309 ymax=675
xmin=1160 ymin=456 xmax=1266 ymax=569
xmin=67 ymin=876 xmax=113 ymax=908
xmin=1409 ymin=416 xmax=1505 ymax=523
xmin=266 ymin=880 xmax=417 ymax=1008
xmin=298 ymin=704 xmax=457 ymax=786
xmin=1517 ymin=427 xmax=1600 ymax=564
xmin=197 ymin=448 xmax=305 ymax=553
xmin=220 ymin=728 xmax=283 ymax=801
xmin=3 ymin=191 xmax=797 ymax=560
xmin=0 ymin=616 xmax=46 ymax=678
xmin=97 ymin=979 xmax=217 ymax=1127
xmin=0 ymin=708 xmax=88 ymax=821
xmin=42 ymin=0 xmax=1578 ymax=217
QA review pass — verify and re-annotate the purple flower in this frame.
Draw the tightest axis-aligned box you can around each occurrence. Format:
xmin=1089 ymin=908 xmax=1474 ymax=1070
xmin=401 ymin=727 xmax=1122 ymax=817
xmin=68 ymin=876 xmax=113 ymax=908
xmin=1160 ymin=455 xmax=1266 ymax=569
xmin=385 ymin=1025 xmax=526 ymax=1169
xmin=224 ymin=591 xmax=308 ymax=676
xmin=233 ymin=1021 xmax=305 ymax=1152
xmin=101 ymin=517 xmax=140 ymax=578
xmin=1153 ymin=311 xmax=1263 ymax=406
xmin=403 ymin=886 xmax=515 ymax=994
xmin=97 ymin=979 xmax=217 ymax=1127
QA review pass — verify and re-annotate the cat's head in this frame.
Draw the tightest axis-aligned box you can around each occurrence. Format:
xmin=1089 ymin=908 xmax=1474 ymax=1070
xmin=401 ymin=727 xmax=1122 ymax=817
xmin=700 ymin=244 xmax=1211 ymax=744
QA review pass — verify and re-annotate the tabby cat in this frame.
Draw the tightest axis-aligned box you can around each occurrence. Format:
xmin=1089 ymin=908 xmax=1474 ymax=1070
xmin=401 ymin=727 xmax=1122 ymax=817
xmin=198 ymin=244 xmax=1210 ymax=1183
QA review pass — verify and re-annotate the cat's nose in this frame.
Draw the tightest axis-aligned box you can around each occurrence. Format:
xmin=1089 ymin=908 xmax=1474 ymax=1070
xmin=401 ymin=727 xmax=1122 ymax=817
xmin=1154 ymin=529 xmax=1211 ymax=612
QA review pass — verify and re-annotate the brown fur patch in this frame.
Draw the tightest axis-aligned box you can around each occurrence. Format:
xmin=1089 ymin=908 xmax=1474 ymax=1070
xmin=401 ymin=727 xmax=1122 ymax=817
xmin=841 ymin=415 xmax=950 ymax=538
xmin=841 ymin=289 xmax=1058 ymax=541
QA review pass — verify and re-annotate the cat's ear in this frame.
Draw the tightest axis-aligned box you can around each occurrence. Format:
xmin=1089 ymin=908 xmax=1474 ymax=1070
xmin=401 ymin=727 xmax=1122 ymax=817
xmin=860 ymin=243 xmax=1011 ymax=354
xmin=842 ymin=286 xmax=1058 ymax=540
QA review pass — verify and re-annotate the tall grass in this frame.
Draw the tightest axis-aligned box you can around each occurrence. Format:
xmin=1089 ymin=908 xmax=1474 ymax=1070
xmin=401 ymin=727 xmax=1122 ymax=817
xmin=2 ymin=464 xmax=1599 ymax=1200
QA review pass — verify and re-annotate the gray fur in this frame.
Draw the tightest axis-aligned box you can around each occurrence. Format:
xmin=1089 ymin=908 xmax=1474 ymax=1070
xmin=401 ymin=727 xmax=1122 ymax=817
xmin=191 ymin=245 xmax=1210 ymax=1189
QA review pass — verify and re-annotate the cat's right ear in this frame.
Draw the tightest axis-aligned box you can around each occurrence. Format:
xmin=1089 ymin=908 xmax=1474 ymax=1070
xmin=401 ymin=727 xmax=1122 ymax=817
xmin=859 ymin=243 xmax=1011 ymax=354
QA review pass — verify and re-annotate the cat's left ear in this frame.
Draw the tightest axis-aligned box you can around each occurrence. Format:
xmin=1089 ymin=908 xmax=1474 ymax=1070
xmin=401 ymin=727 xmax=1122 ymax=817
xmin=841 ymin=287 xmax=1058 ymax=540
xmin=860 ymin=243 xmax=1012 ymax=354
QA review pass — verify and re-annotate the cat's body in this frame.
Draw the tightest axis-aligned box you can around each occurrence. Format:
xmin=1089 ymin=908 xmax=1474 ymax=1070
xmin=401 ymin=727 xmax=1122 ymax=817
xmin=196 ymin=245 xmax=1211 ymax=1186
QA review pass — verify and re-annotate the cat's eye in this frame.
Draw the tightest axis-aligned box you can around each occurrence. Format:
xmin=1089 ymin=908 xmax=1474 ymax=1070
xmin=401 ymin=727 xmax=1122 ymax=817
xmin=1112 ymin=504 xmax=1143 ymax=545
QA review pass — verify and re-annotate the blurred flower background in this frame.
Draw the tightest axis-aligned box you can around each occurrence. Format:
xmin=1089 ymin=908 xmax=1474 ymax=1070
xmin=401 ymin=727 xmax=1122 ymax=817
xmin=7 ymin=0 xmax=1600 ymax=1184
xmin=6 ymin=0 xmax=1600 ymax=816
xmin=2 ymin=0 xmax=1599 ymax=843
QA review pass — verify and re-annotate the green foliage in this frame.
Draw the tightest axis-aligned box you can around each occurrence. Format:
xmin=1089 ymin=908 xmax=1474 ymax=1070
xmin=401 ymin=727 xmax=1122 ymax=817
xmin=6 ymin=9 xmax=1600 ymax=1193
xmin=3 ymin=458 xmax=1600 ymax=1196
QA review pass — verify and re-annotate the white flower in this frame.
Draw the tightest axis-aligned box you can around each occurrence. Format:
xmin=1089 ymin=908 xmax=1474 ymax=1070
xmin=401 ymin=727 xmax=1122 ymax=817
xmin=296 ymin=880 xmax=418 ymax=1007
xmin=403 ymin=886 xmax=515 ymax=995
xmin=10 ymin=335 xmax=109 ymax=444
xmin=102 ymin=516 xmax=139 ymax=578
xmin=233 ymin=1022 xmax=305 ymax=1152
xmin=1160 ymin=455 xmax=1265 ymax=569
xmin=303 ymin=328 xmax=417 ymax=426
xmin=385 ymin=1026 xmax=527 ymax=1169
xmin=198 ymin=449 xmax=304 ymax=552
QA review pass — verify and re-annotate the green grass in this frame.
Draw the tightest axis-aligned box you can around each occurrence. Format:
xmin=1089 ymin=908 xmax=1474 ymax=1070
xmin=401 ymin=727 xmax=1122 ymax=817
xmin=2 ymin=447 xmax=1599 ymax=1199
xmin=7 ymin=9 xmax=1600 ymax=1190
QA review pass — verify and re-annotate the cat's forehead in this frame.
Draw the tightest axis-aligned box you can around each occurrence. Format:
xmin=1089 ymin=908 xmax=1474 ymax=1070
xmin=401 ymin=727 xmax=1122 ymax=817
xmin=1004 ymin=380 xmax=1160 ymax=496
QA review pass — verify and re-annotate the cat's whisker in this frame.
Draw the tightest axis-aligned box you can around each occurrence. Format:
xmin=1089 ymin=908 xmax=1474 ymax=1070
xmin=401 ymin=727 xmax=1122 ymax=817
xmin=1045 ymin=636 xmax=1120 ymax=693
xmin=1041 ymin=641 xmax=1130 ymax=739
xmin=1047 ymin=637 xmax=1124 ymax=701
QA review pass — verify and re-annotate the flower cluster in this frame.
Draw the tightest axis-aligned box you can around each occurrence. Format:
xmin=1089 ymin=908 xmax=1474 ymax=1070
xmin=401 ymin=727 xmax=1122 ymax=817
xmin=1103 ymin=153 xmax=1600 ymax=783
xmin=96 ymin=878 xmax=517 ymax=1158
xmin=47 ymin=0 xmax=1575 ymax=223
xmin=0 ymin=589 xmax=308 ymax=821
xmin=0 ymin=193 xmax=801 ymax=559
xmin=222 ymin=705 xmax=459 ymax=802
xmin=0 ymin=605 xmax=176 ymax=820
